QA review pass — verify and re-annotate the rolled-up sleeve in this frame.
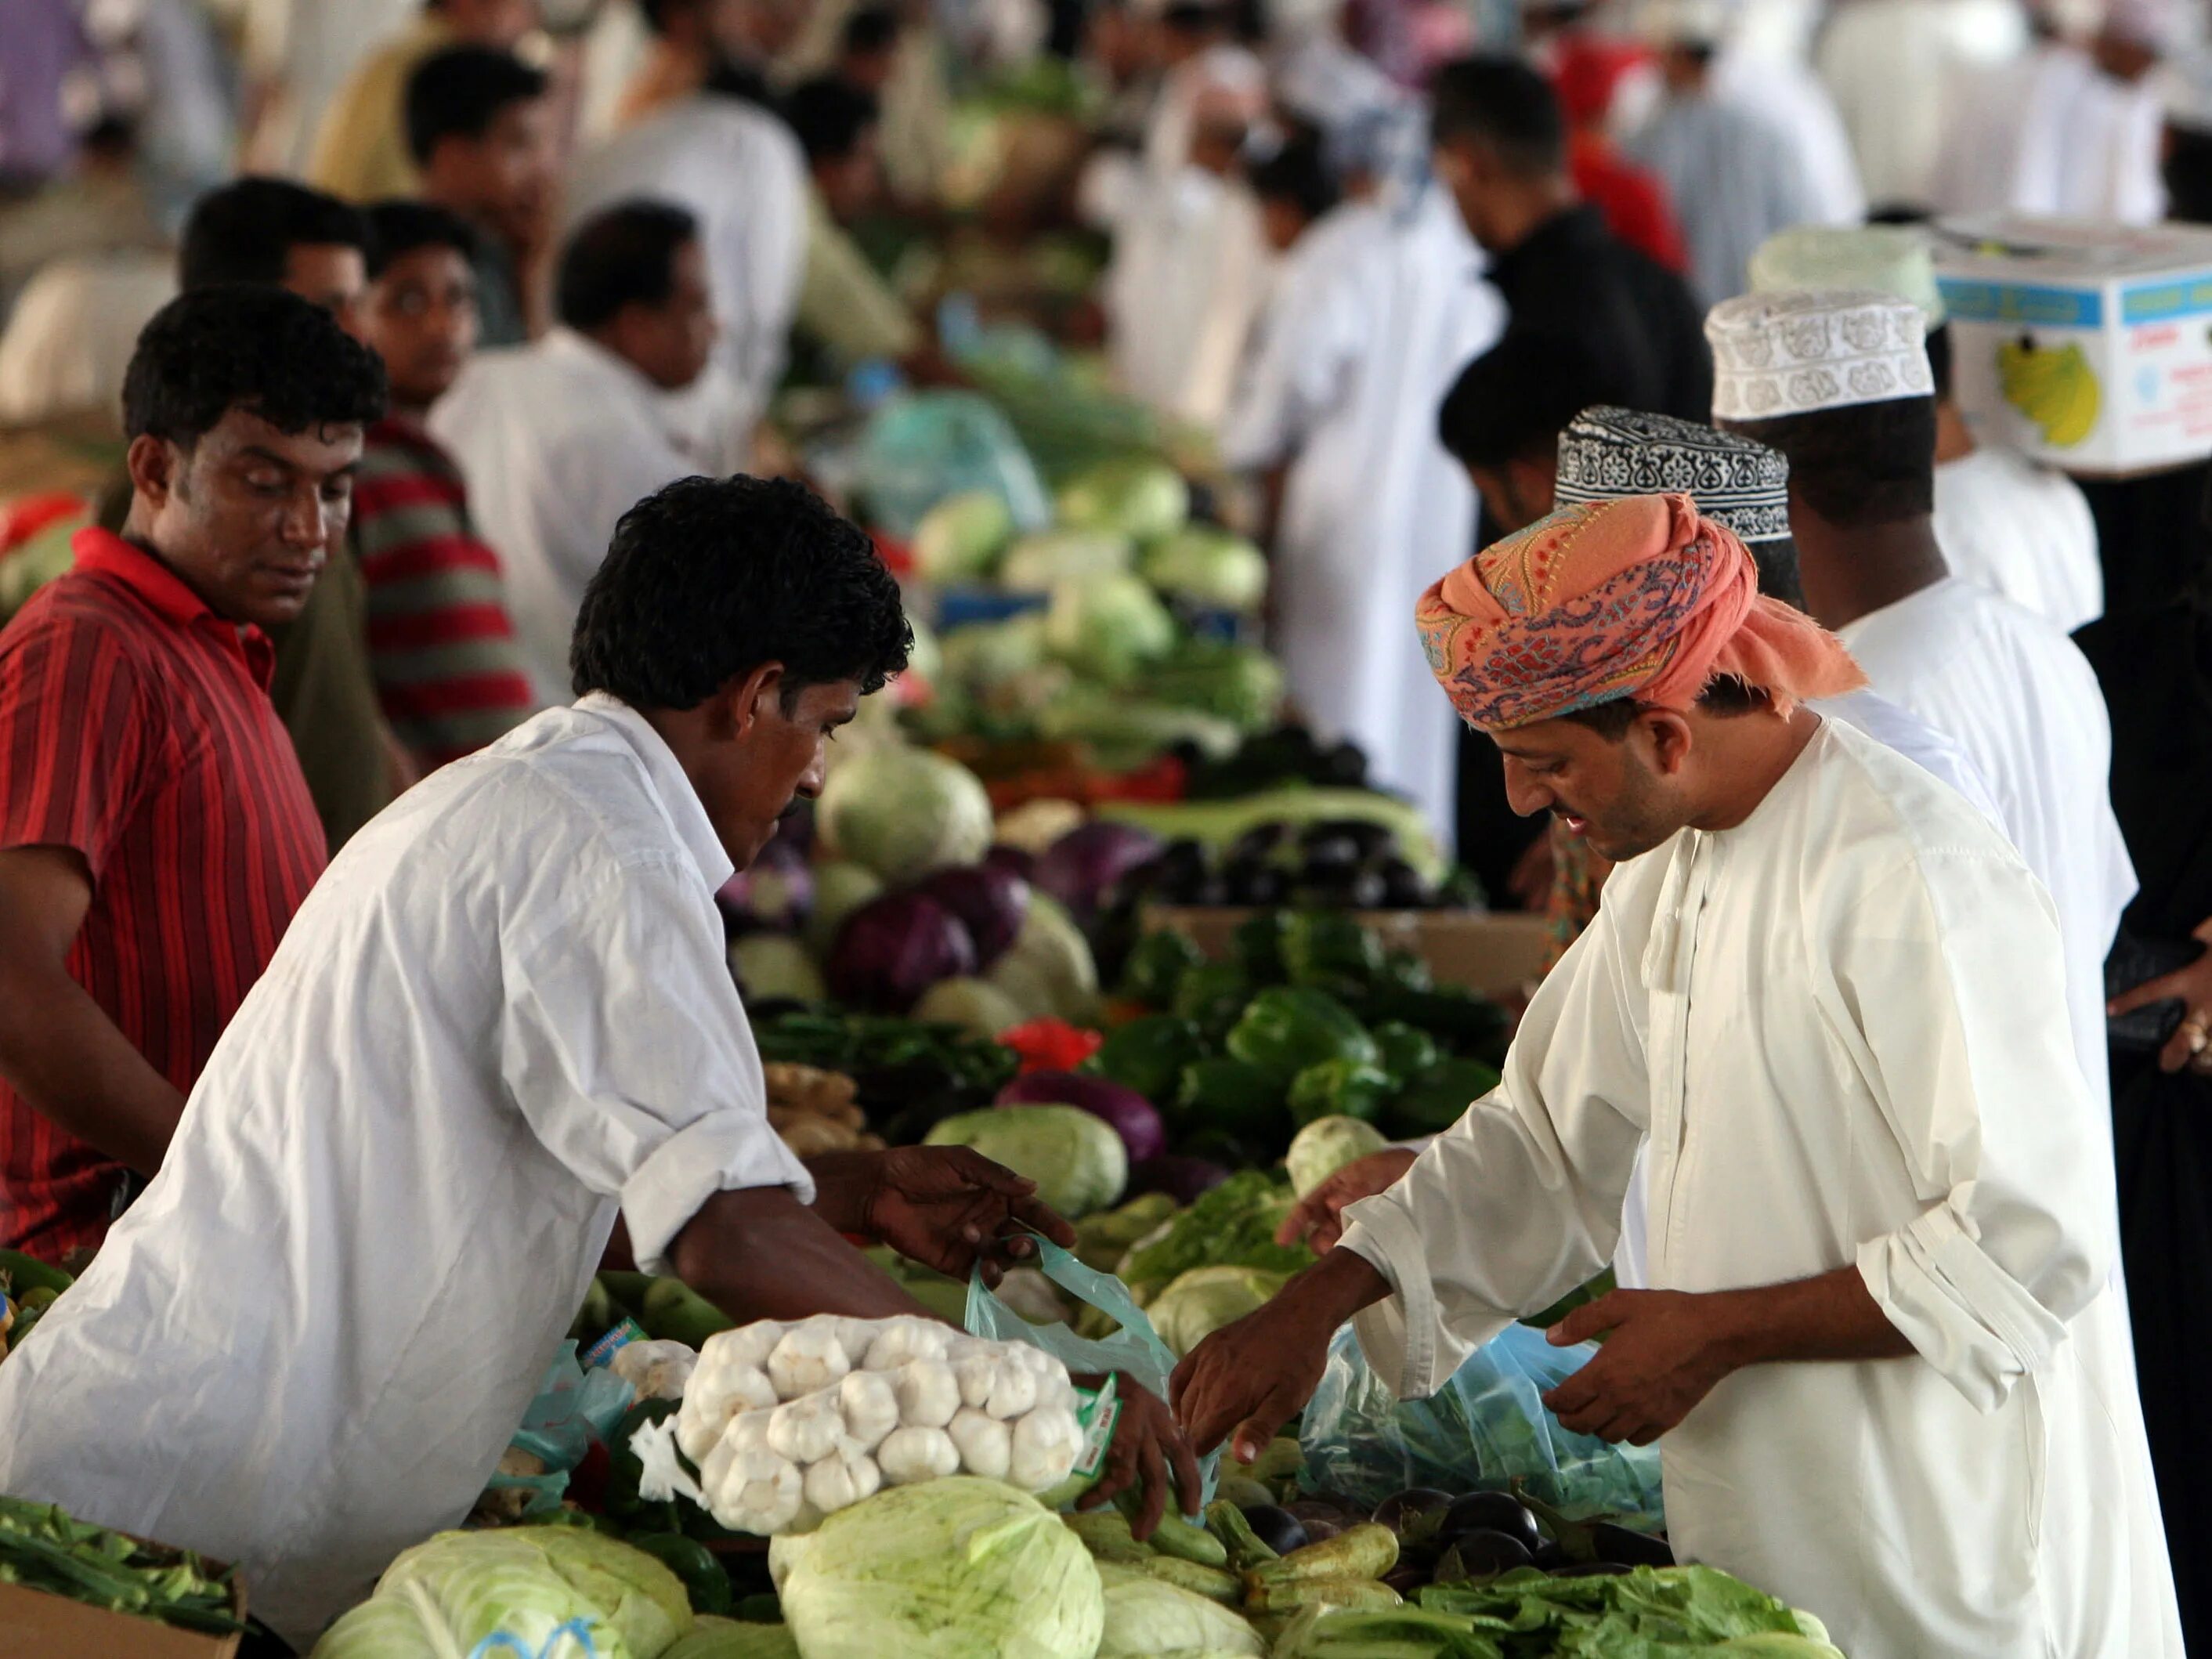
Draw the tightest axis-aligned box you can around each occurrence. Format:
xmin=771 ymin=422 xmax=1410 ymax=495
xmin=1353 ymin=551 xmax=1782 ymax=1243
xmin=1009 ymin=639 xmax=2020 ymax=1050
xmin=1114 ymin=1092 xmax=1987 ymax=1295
xmin=1827 ymin=849 xmax=2113 ymax=1411
xmin=1338 ymin=902 xmax=1648 ymax=1398
xmin=502 ymin=853 xmax=813 ymax=1275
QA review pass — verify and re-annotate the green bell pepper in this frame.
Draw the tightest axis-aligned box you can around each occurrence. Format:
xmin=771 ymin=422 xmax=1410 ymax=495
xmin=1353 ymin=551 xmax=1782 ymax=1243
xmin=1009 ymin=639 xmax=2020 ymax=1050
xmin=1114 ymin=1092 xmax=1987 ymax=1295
xmin=1223 ymin=986 xmax=1379 ymax=1084
xmin=1371 ymin=1021 xmax=1440 ymax=1086
xmin=1172 ymin=960 xmax=1254 ymax=1039
xmin=1287 ymin=1059 xmax=1396 ymax=1128
xmin=1175 ymin=1057 xmax=1289 ymax=1146
xmin=1382 ymin=1057 xmax=1505 ymax=1139
xmin=1087 ymin=1014 xmax=1206 ymax=1104
xmin=1117 ymin=930 xmax=1206 ymax=1007
xmin=1281 ymin=911 xmax=1383 ymax=992
xmin=624 ymin=1532 xmax=734 ymax=1617
xmin=1229 ymin=909 xmax=1293 ymax=984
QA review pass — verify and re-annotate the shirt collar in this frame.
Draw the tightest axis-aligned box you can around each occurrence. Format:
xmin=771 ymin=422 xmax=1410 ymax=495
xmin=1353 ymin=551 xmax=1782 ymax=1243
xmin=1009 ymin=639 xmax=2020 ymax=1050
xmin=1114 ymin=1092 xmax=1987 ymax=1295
xmin=573 ymin=691 xmax=736 ymax=892
xmin=70 ymin=526 xmax=276 ymax=688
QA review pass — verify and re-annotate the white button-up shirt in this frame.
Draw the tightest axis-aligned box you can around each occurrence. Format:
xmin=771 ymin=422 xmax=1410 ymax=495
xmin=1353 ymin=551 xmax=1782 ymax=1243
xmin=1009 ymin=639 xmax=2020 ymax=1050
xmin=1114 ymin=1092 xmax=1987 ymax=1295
xmin=1340 ymin=719 xmax=2178 ymax=1658
xmin=0 ymin=696 xmax=810 ymax=1649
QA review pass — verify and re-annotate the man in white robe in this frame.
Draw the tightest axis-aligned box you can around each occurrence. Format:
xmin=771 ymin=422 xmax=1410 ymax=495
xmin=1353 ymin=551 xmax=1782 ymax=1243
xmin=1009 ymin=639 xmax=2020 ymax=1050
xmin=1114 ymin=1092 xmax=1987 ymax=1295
xmin=1171 ymin=490 xmax=2181 ymax=1658
xmin=1748 ymin=224 xmax=2103 ymax=631
xmin=1813 ymin=0 xmax=2027 ymax=210
xmin=432 ymin=201 xmax=749 ymax=702
xmin=1708 ymin=289 xmax=2135 ymax=1141
xmin=1220 ymin=172 xmax=1503 ymax=844
xmin=562 ymin=72 xmax=808 ymax=425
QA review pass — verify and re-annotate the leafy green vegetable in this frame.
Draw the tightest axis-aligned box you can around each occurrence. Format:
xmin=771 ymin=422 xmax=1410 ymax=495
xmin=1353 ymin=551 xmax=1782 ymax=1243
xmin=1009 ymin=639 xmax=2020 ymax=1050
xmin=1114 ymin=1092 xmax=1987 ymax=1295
xmin=1044 ymin=573 xmax=1178 ymax=685
xmin=1138 ymin=529 xmax=1268 ymax=615
xmin=0 ymin=1496 xmax=240 ymax=1636
xmin=1119 ymin=1169 xmax=1313 ymax=1303
xmin=1413 ymin=1566 xmax=1839 ymax=1657
xmin=1090 ymin=1014 xmax=1206 ymax=1101
xmin=1226 ymin=988 xmax=1379 ymax=1085
xmin=1036 ymin=687 xmax=1243 ymax=768
xmin=1382 ymin=1059 xmax=1504 ymax=1140
xmin=1144 ymin=639 xmax=1285 ymax=731
xmin=1054 ymin=456 xmax=1189 ymax=540
xmin=1094 ymin=1561 xmax=1268 ymax=1655
xmin=999 ymin=528 xmax=1137 ymax=593
xmin=925 ymin=1104 xmax=1129 ymax=1218
xmin=1287 ymin=1060 xmax=1395 ymax=1129
xmin=1148 ymin=1264 xmax=1289 ymax=1357
xmin=769 ymin=1478 xmax=1103 ymax=1659
xmin=1285 ymin=1115 xmax=1391 ymax=1198
xmin=913 ymin=489 xmax=1014 ymax=585
xmin=661 ymin=1617 xmax=802 ymax=1658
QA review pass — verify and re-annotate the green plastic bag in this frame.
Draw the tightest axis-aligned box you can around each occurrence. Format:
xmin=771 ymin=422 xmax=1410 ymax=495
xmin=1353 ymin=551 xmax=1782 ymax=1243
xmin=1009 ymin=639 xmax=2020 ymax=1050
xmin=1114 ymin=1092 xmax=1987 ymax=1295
xmin=966 ymin=1234 xmax=1220 ymax=1505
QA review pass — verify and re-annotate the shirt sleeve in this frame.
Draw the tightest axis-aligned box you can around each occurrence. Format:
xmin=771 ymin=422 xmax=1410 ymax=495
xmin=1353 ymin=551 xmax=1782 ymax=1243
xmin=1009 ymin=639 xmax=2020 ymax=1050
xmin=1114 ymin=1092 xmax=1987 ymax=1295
xmin=501 ymin=850 xmax=814 ymax=1276
xmin=1824 ymin=848 xmax=2116 ymax=1411
xmin=1336 ymin=895 xmax=1650 ymax=1399
xmin=0 ymin=607 xmax=152 ymax=878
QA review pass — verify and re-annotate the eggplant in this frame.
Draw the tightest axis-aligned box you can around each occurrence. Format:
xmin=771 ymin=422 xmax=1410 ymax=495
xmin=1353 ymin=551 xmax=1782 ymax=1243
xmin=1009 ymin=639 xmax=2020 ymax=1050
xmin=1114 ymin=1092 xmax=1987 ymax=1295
xmin=1591 ymin=1522 xmax=1675 ymax=1567
xmin=1376 ymin=856 xmax=1429 ymax=909
xmin=1296 ymin=1517 xmax=1343 ymax=1545
xmin=1440 ymin=1491 xmax=1542 ymax=1557
xmin=1283 ymin=1499 xmax=1351 ymax=1527
xmin=1299 ymin=833 xmax=1364 ymax=876
xmin=1223 ymin=856 xmax=1289 ymax=907
xmin=1227 ymin=822 xmax=1292 ymax=863
xmin=1437 ymin=1530 xmax=1534 ymax=1580
xmin=1382 ymin=1563 xmax=1429 ymax=1596
xmin=1240 ymin=1505 xmax=1310 ymax=1557
xmin=1371 ymin=1487 xmax=1455 ymax=1534
xmin=1300 ymin=818 xmax=1397 ymax=859
xmin=1321 ymin=741 xmax=1369 ymax=786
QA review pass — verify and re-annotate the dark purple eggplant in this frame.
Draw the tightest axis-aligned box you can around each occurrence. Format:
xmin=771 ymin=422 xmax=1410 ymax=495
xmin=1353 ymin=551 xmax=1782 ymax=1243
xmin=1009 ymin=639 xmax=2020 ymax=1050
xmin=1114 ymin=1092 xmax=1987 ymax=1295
xmin=1239 ymin=1505 xmax=1309 ymax=1556
xmin=1372 ymin=1488 xmax=1455 ymax=1534
xmin=1382 ymin=1563 xmax=1429 ymax=1596
xmin=1440 ymin=1492 xmax=1542 ymax=1557
xmin=1296 ymin=1516 xmax=1343 ymax=1545
xmin=1591 ymin=1523 xmax=1674 ymax=1567
xmin=1437 ymin=1530 xmax=1534 ymax=1581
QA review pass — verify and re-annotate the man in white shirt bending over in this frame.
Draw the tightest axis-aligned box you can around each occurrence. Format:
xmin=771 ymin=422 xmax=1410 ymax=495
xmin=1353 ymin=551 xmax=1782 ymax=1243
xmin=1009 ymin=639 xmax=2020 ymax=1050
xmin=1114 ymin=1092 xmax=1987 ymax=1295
xmin=1172 ymin=490 xmax=2179 ymax=1658
xmin=1748 ymin=223 xmax=2103 ymax=632
xmin=432 ymin=198 xmax=750 ymax=702
xmin=1708 ymin=288 xmax=2137 ymax=1141
xmin=0 ymin=475 xmax=1197 ymax=1649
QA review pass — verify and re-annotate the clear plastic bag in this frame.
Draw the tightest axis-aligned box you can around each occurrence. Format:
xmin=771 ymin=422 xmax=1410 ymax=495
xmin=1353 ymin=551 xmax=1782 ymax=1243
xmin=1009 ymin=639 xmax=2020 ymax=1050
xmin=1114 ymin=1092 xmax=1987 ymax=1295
xmin=853 ymin=390 xmax=1051 ymax=539
xmin=1299 ymin=1323 xmax=1664 ymax=1527
xmin=488 ymin=1339 xmax=642 ymax=1515
xmin=965 ymin=1235 xmax=1220 ymax=1504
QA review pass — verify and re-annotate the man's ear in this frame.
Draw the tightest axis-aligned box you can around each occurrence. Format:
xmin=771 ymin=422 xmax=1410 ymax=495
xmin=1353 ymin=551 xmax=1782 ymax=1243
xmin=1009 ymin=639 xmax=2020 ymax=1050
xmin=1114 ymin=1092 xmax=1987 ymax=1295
xmin=125 ymin=436 xmax=179 ymax=514
xmin=1639 ymin=707 xmax=1696 ymax=777
xmin=712 ymin=661 xmax=787 ymax=740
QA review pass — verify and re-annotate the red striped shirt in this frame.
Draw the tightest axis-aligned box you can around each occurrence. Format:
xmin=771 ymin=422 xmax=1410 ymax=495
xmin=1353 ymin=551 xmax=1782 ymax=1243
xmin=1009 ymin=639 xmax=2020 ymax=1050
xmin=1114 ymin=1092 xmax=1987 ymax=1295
xmin=0 ymin=529 xmax=326 ymax=1261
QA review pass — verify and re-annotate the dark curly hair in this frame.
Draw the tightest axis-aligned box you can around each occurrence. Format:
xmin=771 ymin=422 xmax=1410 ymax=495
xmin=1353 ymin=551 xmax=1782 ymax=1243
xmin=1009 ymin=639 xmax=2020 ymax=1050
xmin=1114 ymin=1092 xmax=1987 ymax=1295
xmin=404 ymin=45 xmax=548 ymax=166
xmin=555 ymin=199 xmax=697 ymax=331
xmin=122 ymin=285 xmax=388 ymax=449
xmin=571 ymin=475 xmax=913 ymax=710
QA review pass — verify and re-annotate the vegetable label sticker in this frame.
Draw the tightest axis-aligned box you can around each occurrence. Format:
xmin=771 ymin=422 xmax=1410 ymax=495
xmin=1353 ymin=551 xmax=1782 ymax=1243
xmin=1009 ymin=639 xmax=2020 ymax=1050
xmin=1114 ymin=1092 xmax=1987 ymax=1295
xmin=1072 ymin=1372 xmax=1120 ymax=1483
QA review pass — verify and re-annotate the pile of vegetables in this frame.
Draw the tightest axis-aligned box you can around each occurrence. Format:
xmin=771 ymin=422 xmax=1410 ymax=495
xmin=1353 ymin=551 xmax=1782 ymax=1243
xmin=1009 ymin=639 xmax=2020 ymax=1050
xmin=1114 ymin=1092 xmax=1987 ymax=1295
xmin=764 ymin=1065 xmax=880 ymax=1158
xmin=1093 ymin=909 xmax=1509 ymax=1167
xmin=0 ymin=1249 xmax=68 ymax=1362
xmin=0 ymin=1495 xmax=241 ymax=1636
xmin=658 ymin=1315 xmax=1085 ymax=1535
xmin=1125 ymin=819 xmax=1481 ymax=913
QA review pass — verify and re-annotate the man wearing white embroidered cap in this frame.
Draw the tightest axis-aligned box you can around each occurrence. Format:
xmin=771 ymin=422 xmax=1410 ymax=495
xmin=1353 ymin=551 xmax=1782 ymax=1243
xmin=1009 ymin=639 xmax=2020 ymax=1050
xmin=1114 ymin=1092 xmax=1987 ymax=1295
xmin=1748 ymin=222 xmax=2103 ymax=633
xmin=1709 ymin=284 xmax=2138 ymax=1172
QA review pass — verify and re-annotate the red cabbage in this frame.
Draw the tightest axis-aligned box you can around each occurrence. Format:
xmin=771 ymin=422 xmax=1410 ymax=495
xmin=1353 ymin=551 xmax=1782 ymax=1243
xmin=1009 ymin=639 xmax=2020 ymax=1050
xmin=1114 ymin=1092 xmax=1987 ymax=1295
xmin=1032 ymin=822 xmax=1164 ymax=919
xmin=826 ymin=892 xmax=978 ymax=1013
xmin=717 ymin=837 xmax=814 ymax=932
xmin=917 ymin=864 xmax=1032 ymax=967
xmin=997 ymin=1068 xmax=1165 ymax=1162
xmin=1124 ymin=1155 xmax=1232 ymax=1205
xmin=983 ymin=843 xmax=1039 ymax=884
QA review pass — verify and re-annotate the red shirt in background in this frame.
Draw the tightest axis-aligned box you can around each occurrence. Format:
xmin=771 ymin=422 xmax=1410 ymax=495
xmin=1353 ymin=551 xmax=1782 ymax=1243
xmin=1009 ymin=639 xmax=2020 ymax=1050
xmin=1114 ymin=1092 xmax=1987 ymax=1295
xmin=0 ymin=529 xmax=326 ymax=1261
xmin=1549 ymin=33 xmax=1691 ymax=276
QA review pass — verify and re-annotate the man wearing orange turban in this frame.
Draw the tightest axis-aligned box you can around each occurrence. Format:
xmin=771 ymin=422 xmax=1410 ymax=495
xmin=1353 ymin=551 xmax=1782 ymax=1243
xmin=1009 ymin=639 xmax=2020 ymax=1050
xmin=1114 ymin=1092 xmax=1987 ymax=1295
xmin=1175 ymin=492 xmax=2181 ymax=1659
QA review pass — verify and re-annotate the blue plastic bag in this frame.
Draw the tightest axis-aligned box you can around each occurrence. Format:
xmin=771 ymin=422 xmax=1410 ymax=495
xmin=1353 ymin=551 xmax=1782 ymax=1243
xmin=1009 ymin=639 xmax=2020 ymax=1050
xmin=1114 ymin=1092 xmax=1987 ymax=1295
xmin=485 ymin=1341 xmax=640 ymax=1516
xmin=854 ymin=390 xmax=1051 ymax=539
xmin=1299 ymin=1322 xmax=1665 ymax=1528
xmin=965 ymin=1236 xmax=1220 ymax=1504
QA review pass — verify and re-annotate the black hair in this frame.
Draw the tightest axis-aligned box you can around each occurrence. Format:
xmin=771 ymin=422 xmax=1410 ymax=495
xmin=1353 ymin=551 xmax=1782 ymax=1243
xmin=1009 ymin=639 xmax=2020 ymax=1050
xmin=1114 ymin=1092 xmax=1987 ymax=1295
xmin=1727 ymin=398 xmax=1937 ymax=529
xmin=1437 ymin=328 xmax=1624 ymax=469
xmin=1560 ymin=675 xmax=1766 ymax=738
xmin=122 ymin=285 xmax=387 ymax=449
xmin=179 ymin=177 xmax=371 ymax=292
xmin=555 ymin=199 xmax=699 ymax=331
xmin=1162 ymin=0 xmax=1229 ymax=34
xmin=1924 ymin=321 xmax=1953 ymax=402
xmin=2165 ymin=125 xmax=2212 ymax=226
xmin=841 ymin=6 xmax=901 ymax=56
xmin=363 ymin=199 xmax=480 ymax=279
xmin=1748 ymin=534 xmax=1805 ymax=610
xmin=1248 ymin=133 xmax=1339 ymax=224
xmin=571 ymin=475 xmax=913 ymax=708
xmin=1429 ymin=55 xmax=1566 ymax=175
xmin=639 ymin=0 xmax=697 ymax=32
xmin=403 ymin=44 xmax=548 ymax=166
xmin=784 ymin=75 xmax=880 ymax=166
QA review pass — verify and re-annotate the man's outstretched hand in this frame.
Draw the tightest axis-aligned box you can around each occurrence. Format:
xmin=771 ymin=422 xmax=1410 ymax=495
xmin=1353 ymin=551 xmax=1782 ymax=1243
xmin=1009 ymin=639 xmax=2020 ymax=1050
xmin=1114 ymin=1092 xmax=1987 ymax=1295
xmin=808 ymin=1146 xmax=1077 ymax=1287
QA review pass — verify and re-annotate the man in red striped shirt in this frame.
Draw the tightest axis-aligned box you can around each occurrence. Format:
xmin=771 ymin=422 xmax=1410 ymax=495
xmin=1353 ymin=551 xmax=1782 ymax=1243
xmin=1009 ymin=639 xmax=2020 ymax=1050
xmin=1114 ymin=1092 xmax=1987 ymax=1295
xmin=355 ymin=200 xmax=539 ymax=769
xmin=0 ymin=286 xmax=387 ymax=1263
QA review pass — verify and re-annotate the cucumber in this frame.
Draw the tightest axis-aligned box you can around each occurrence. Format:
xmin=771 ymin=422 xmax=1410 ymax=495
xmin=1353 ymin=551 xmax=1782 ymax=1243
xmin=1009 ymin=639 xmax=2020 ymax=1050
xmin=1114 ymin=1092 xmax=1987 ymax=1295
xmin=1243 ymin=1523 xmax=1398 ymax=1590
xmin=1138 ymin=1556 xmax=1242 ymax=1604
xmin=1115 ymin=1488 xmax=1226 ymax=1567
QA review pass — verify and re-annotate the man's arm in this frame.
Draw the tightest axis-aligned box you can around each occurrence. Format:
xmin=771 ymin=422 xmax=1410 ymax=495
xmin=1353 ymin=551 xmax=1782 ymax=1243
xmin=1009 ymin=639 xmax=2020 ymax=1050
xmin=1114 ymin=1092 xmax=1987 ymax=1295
xmin=667 ymin=1185 xmax=932 ymax=1323
xmin=0 ymin=846 xmax=186 ymax=1175
xmin=1537 ymin=1270 xmax=1914 ymax=1445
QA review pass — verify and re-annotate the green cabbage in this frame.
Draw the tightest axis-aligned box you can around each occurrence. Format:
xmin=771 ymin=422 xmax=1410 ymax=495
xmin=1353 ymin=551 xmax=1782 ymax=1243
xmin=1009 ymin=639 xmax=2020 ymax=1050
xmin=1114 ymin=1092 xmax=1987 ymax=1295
xmin=817 ymin=746 xmax=995 ymax=886
xmin=1034 ymin=687 xmax=1242 ymax=768
xmin=1094 ymin=1562 xmax=1267 ymax=1656
xmin=1055 ymin=457 xmax=1190 ymax=541
xmin=1044 ymin=573 xmax=1178 ymax=684
xmin=914 ymin=490 xmax=1014 ymax=585
xmin=910 ymin=976 xmax=1027 ymax=1039
xmin=1285 ymin=1115 xmax=1391 ymax=1198
xmin=769 ymin=1478 xmax=1103 ymax=1659
xmin=924 ymin=1104 xmax=1128 ymax=1218
xmin=985 ymin=894 xmax=1099 ymax=1024
xmin=663 ymin=1617 xmax=801 ymax=1658
xmin=1147 ymin=1263 xmax=1290 ymax=1357
xmin=999 ymin=529 xmax=1135 ymax=593
xmin=314 ymin=1528 xmax=692 ymax=1659
xmin=940 ymin=613 xmax=1050 ymax=690
xmin=1138 ymin=529 xmax=1268 ymax=613
xmin=730 ymin=935 xmax=827 ymax=1006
